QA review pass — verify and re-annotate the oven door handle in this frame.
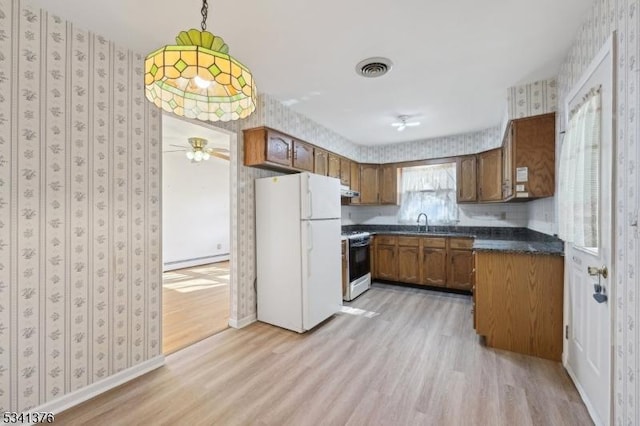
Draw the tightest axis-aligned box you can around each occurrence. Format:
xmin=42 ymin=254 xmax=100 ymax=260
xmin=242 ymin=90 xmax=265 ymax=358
xmin=350 ymin=241 xmax=370 ymax=248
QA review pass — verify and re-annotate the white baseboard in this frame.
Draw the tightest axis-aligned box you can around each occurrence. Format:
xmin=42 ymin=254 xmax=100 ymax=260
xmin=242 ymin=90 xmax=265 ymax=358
xmin=32 ymin=355 xmax=165 ymax=416
xmin=163 ymin=254 xmax=230 ymax=272
xmin=229 ymin=314 xmax=257 ymax=328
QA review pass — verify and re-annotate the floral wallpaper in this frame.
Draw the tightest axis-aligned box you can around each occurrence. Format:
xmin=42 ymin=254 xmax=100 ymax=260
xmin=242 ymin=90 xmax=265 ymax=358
xmin=530 ymin=0 xmax=639 ymax=423
xmin=507 ymin=78 xmax=558 ymax=119
xmin=358 ymin=126 xmax=502 ymax=164
xmin=0 ymin=0 xmax=162 ymax=412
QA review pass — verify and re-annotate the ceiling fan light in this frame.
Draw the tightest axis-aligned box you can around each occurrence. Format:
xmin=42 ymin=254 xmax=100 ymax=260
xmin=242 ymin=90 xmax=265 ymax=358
xmin=186 ymin=151 xmax=195 ymax=160
xmin=194 ymin=151 xmax=204 ymax=161
xmin=202 ymin=152 xmax=211 ymax=160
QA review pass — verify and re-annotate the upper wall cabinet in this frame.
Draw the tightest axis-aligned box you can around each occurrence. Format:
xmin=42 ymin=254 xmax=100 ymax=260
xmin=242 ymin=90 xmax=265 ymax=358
xmin=502 ymin=113 xmax=556 ymax=200
xmin=245 ymin=127 xmax=297 ymax=172
xmin=349 ymin=162 xmax=361 ymax=204
xmin=327 ymin=153 xmax=341 ymax=180
xmin=327 ymin=153 xmax=351 ymax=186
xmin=456 ymin=155 xmax=477 ymax=203
xmin=478 ymin=148 xmax=503 ymax=202
xmin=358 ymin=164 xmax=380 ymax=204
xmin=314 ymin=149 xmax=329 ymax=176
xmin=379 ymin=164 xmax=398 ymax=205
xmin=293 ymin=140 xmax=314 ymax=172
xmin=340 ymin=158 xmax=351 ymax=186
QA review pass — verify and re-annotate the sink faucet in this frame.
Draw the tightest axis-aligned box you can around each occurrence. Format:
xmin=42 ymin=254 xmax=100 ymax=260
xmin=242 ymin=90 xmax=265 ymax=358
xmin=417 ymin=213 xmax=428 ymax=233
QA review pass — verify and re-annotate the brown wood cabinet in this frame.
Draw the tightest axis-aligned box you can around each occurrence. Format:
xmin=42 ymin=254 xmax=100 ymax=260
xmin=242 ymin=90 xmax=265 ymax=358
xmin=456 ymin=155 xmax=477 ymax=203
xmin=293 ymin=140 xmax=314 ymax=172
xmin=421 ymin=247 xmax=447 ymax=286
xmin=375 ymin=236 xmax=397 ymax=281
xmin=503 ymin=113 xmax=556 ymax=200
xmin=349 ymin=162 xmax=361 ymax=204
xmin=340 ymin=158 xmax=351 ymax=186
xmin=448 ymin=249 xmax=474 ymax=290
xmin=374 ymin=234 xmax=474 ymax=291
xmin=328 ymin=153 xmax=341 ymax=180
xmin=502 ymin=126 xmax=514 ymax=199
xmin=397 ymin=237 xmax=420 ymax=284
xmin=475 ymin=251 xmax=564 ymax=361
xmin=314 ymin=149 xmax=328 ymax=176
xmin=477 ymin=148 xmax=503 ymax=202
xmin=379 ymin=164 xmax=398 ymax=205
xmin=244 ymin=127 xmax=294 ymax=170
xmin=359 ymin=164 xmax=379 ymax=204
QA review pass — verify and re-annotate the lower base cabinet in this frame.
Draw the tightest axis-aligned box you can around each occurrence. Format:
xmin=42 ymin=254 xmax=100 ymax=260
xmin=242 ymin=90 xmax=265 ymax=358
xmin=475 ymin=251 xmax=564 ymax=361
xmin=421 ymin=248 xmax=446 ymax=286
xmin=448 ymin=250 xmax=474 ymax=290
xmin=398 ymin=237 xmax=421 ymax=284
xmin=373 ymin=235 xmax=473 ymax=290
xmin=375 ymin=237 xmax=398 ymax=281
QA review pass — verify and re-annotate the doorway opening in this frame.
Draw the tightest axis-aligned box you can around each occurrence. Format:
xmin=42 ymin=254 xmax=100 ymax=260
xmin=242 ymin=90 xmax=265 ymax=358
xmin=161 ymin=114 xmax=232 ymax=355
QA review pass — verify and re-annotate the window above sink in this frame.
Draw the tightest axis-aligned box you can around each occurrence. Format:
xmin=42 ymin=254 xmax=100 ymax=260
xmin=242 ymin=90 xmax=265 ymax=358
xmin=398 ymin=162 xmax=459 ymax=225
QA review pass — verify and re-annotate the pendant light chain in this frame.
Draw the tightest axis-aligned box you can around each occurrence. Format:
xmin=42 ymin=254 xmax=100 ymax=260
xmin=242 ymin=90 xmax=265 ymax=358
xmin=201 ymin=0 xmax=209 ymax=31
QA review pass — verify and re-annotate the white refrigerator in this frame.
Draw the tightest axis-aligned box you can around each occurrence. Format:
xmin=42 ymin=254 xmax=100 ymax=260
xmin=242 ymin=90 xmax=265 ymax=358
xmin=255 ymin=172 xmax=342 ymax=333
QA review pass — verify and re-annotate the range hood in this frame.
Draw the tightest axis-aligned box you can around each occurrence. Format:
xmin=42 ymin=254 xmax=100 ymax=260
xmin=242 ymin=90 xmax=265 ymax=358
xmin=340 ymin=184 xmax=360 ymax=198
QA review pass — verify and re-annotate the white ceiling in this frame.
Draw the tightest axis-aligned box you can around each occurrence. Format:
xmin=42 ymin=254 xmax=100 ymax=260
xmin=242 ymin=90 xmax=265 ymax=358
xmin=30 ymin=0 xmax=592 ymax=145
xmin=162 ymin=114 xmax=230 ymax=152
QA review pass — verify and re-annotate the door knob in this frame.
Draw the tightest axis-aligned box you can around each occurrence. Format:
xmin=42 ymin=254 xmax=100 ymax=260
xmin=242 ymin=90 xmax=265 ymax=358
xmin=587 ymin=266 xmax=608 ymax=279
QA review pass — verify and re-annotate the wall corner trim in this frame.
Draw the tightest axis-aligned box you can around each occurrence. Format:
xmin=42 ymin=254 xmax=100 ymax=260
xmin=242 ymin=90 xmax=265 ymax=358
xmin=30 ymin=356 xmax=165 ymax=416
xmin=228 ymin=314 xmax=257 ymax=329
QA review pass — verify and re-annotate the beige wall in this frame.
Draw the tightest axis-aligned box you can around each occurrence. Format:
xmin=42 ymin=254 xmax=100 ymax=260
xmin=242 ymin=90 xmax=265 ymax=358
xmin=0 ymin=0 xmax=162 ymax=412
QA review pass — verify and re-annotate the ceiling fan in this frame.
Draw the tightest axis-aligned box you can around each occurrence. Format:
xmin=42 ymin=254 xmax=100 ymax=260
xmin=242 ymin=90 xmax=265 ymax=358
xmin=164 ymin=137 xmax=230 ymax=162
xmin=391 ymin=115 xmax=420 ymax=132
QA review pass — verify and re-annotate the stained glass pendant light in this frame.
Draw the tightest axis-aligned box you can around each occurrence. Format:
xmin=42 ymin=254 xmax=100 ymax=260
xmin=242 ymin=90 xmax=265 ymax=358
xmin=144 ymin=0 xmax=256 ymax=122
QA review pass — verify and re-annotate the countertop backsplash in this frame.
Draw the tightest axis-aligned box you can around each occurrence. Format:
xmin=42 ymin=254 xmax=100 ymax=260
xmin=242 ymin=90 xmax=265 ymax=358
xmin=341 ymin=202 xmax=529 ymax=228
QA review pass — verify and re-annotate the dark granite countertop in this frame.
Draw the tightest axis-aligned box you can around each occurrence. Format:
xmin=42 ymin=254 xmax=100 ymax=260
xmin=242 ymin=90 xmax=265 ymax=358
xmin=471 ymin=239 xmax=564 ymax=256
xmin=341 ymin=225 xmax=564 ymax=256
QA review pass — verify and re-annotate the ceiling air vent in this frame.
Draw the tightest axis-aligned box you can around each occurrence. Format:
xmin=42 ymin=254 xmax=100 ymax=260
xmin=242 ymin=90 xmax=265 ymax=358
xmin=355 ymin=57 xmax=393 ymax=78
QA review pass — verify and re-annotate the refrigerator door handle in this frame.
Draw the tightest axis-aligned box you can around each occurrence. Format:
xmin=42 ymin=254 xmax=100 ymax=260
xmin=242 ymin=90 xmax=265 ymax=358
xmin=307 ymin=189 xmax=313 ymax=219
xmin=307 ymin=222 xmax=313 ymax=276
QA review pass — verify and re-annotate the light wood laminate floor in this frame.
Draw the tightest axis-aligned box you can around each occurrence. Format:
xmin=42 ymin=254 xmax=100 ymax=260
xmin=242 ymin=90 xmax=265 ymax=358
xmin=58 ymin=283 xmax=591 ymax=425
xmin=162 ymin=262 xmax=230 ymax=354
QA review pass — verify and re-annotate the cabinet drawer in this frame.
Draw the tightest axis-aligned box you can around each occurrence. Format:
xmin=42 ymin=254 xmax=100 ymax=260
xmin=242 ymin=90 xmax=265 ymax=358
xmin=422 ymin=237 xmax=446 ymax=248
xmin=375 ymin=235 xmax=397 ymax=246
xmin=449 ymin=238 xmax=474 ymax=250
xmin=398 ymin=236 xmax=420 ymax=247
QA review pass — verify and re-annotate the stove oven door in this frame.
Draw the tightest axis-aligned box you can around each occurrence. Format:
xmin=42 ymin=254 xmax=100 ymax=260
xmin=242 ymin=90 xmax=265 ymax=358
xmin=348 ymin=240 xmax=370 ymax=283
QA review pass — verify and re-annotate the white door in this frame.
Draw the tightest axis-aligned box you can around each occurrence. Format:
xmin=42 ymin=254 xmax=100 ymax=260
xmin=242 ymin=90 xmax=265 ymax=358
xmin=301 ymin=219 xmax=342 ymax=330
xmin=300 ymin=173 xmax=341 ymax=220
xmin=564 ymin=34 xmax=615 ymax=426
